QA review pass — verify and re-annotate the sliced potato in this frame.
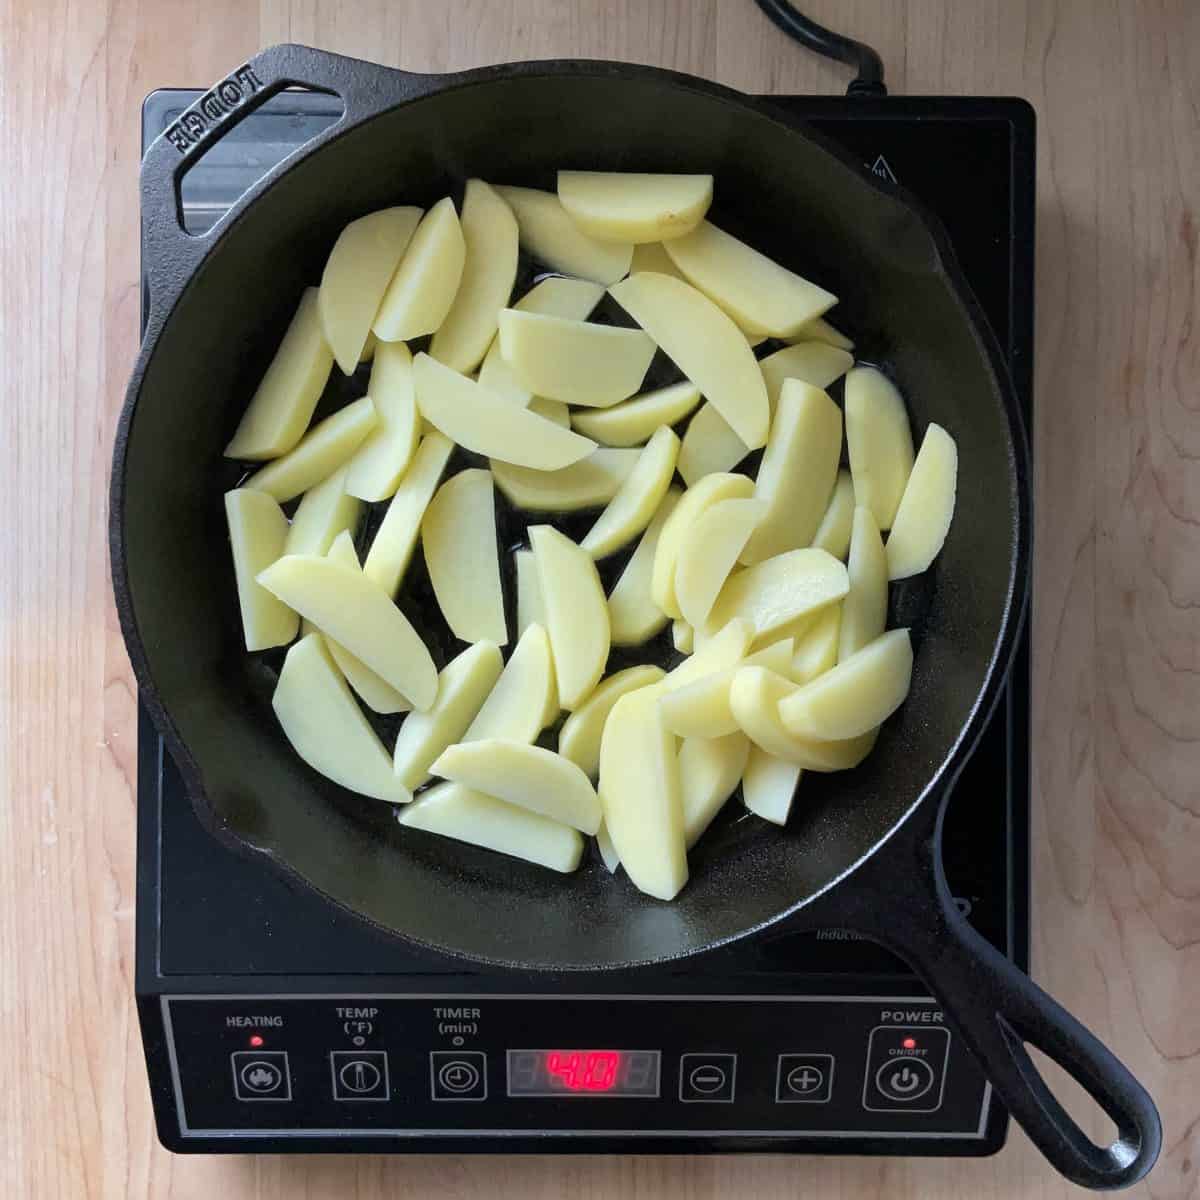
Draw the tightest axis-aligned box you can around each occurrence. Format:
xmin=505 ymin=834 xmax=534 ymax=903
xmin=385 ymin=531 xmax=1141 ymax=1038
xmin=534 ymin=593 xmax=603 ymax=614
xmin=243 ymin=396 xmax=377 ymax=503
xmin=596 ymin=820 xmax=621 ymax=873
xmin=811 ymin=469 xmax=855 ymax=560
xmin=844 ymin=366 xmax=915 ymax=531
xmin=430 ymin=180 xmax=519 ymax=373
xmin=789 ymin=315 xmax=853 ymax=351
xmin=662 ymin=617 xmax=754 ymax=691
xmin=599 ymin=687 xmax=687 ymax=900
xmin=282 ymin=466 xmax=362 ymax=557
xmin=343 ymin=342 xmax=420 ymax=502
xmin=393 ymin=640 xmax=504 ymax=789
xmin=840 ymin=506 xmax=887 ymax=660
xmin=758 ymin=341 xmax=854 ymax=411
xmin=498 ymin=309 xmax=655 ymax=407
xmin=729 ymin=666 xmax=878 ymax=770
xmin=742 ymin=746 xmax=801 ymax=826
xmin=608 ymin=486 xmax=682 ymax=646
xmin=791 ymin=602 xmax=841 ymax=685
xmin=463 ymin=623 xmax=557 ymax=743
xmin=653 ymin=472 xmax=755 ymax=619
xmin=571 ymin=381 xmax=701 ymax=447
xmin=680 ymin=732 xmax=750 ymax=848
xmin=676 ymin=402 xmax=749 ymax=486
xmin=663 ymin=220 xmax=836 ymax=338
xmin=224 ymin=488 xmax=299 ymax=652
xmin=581 ymin=426 xmax=680 ymax=558
xmin=672 ymin=619 xmax=694 ymax=654
xmin=558 ymin=664 xmax=666 ymax=778
xmin=515 ymin=549 xmax=545 ymax=636
xmin=557 ymin=171 xmax=713 ymax=243
xmin=630 ymin=240 xmax=687 ymax=280
xmin=514 ymin=275 xmax=607 ymax=319
xmin=705 ymin=547 xmax=848 ymax=643
xmin=422 ymin=469 xmax=507 ymax=645
xmin=414 ymin=353 xmax=596 ymax=470
xmin=742 ymin=380 xmax=842 ymax=564
xmin=273 ymin=633 xmax=412 ymax=804
xmin=530 ymin=524 xmax=610 ymax=709
xmin=373 ymin=197 xmax=466 ymax=341
xmin=432 ymin=739 xmax=602 ymax=834
xmin=319 ymin=206 xmax=422 ymax=373
xmin=257 ymin=554 xmax=437 ymax=709
xmin=886 ymin=423 xmax=958 ymax=580
xmin=491 ymin=448 xmax=640 ymax=512
xmin=360 ymin=332 xmax=377 ymax=363
xmin=528 ymin=397 xmax=570 ymax=427
xmin=494 ymin=184 xmax=633 ymax=284
xmin=609 ymin=272 xmax=769 ymax=450
xmin=322 ymin=532 xmax=411 ymax=714
xmin=676 ymin=497 xmax=767 ymax=629
xmin=225 ymin=288 xmax=333 ymax=460
xmin=780 ymin=628 xmax=913 ymax=740
xmin=399 ymin=780 xmax=582 ymax=873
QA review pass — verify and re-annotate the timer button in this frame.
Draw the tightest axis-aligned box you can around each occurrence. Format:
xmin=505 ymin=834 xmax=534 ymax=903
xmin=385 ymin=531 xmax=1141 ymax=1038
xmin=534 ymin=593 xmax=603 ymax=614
xmin=430 ymin=1050 xmax=488 ymax=1101
xmin=679 ymin=1053 xmax=737 ymax=1103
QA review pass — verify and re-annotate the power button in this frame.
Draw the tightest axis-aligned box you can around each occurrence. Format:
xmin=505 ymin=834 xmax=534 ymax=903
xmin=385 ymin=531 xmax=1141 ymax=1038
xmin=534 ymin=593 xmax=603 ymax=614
xmin=862 ymin=1026 xmax=950 ymax=1113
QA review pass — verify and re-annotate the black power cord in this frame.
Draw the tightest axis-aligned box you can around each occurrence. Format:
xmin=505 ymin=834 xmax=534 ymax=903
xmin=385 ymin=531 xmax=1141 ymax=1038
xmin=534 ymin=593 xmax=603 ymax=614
xmin=753 ymin=0 xmax=888 ymax=97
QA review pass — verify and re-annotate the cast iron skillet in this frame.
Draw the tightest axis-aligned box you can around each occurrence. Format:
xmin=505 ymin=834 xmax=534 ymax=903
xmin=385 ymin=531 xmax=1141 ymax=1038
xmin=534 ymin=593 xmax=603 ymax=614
xmin=111 ymin=44 xmax=1159 ymax=1189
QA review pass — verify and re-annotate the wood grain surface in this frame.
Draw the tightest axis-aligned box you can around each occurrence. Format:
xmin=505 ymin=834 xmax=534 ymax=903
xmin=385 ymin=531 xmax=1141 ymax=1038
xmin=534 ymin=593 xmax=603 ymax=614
xmin=1 ymin=1 xmax=1197 ymax=1197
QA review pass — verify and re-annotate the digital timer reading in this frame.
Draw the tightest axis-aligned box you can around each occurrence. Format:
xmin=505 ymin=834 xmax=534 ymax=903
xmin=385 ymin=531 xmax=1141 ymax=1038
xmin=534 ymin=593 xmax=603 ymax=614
xmin=506 ymin=1050 xmax=660 ymax=1097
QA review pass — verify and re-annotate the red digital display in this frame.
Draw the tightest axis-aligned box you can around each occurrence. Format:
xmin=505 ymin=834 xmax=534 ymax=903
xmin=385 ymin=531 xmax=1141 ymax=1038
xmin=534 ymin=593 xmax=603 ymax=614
xmin=546 ymin=1050 xmax=621 ymax=1092
xmin=507 ymin=1049 xmax=660 ymax=1097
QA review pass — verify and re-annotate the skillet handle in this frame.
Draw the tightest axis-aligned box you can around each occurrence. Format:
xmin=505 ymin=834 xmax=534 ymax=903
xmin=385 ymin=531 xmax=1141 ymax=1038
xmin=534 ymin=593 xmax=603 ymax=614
xmin=838 ymin=824 xmax=1161 ymax=1190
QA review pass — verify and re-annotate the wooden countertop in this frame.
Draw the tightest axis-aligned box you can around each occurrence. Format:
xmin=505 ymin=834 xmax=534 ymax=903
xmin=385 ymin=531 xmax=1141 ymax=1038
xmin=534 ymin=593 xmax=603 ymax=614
xmin=2 ymin=1 xmax=1196 ymax=1196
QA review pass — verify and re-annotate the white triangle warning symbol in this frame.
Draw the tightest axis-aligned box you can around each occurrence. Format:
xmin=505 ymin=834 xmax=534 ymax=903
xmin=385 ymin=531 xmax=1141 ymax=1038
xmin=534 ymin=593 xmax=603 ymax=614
xmin=869 ymin=154 xmax=898 ymax=184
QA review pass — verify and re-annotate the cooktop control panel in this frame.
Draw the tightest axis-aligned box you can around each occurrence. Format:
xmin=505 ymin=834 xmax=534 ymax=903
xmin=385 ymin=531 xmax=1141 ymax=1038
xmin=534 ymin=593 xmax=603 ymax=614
xmin=161 ymin=996 xmax=988 ymax=1140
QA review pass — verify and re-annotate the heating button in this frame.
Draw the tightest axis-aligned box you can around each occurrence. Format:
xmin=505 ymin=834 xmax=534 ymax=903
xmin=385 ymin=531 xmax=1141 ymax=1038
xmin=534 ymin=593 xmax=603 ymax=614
xmin=231 ymin=1050 xmax=291 ymax=1101
xmin=862 ymin=1026 xmax=950 ymax=1113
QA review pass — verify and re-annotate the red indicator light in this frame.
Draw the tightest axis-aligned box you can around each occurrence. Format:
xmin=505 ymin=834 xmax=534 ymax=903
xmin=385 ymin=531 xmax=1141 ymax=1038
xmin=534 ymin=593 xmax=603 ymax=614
xmin=248 ymin=1034 xmax=265 ymax=1048
xmin=546 ymin=1050 xmax=621 ymax=1092
xmin=902 ymin=1037 xmax=917 ymax=1050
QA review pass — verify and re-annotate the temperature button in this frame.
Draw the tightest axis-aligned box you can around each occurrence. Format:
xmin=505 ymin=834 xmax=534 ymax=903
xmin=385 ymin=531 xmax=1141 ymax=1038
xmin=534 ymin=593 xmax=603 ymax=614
xmin=330 ymin=1050 xmax=390 ymax=1101
xmin=862 ymin=1026 xmax=951 ymax=1113
xmin=431 ymin=1050 xmax=488 ymax=1101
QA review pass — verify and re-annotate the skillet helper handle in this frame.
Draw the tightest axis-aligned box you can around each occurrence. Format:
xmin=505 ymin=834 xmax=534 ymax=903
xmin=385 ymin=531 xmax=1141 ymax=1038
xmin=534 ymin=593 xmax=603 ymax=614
xmin=847 ymin=828 xmax=1161 ymax=1190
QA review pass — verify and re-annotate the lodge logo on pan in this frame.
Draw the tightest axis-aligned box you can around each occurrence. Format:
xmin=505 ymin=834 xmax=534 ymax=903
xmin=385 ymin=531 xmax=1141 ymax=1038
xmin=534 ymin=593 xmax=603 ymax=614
xmin=164 ymin=65 xmax=265 ymax=154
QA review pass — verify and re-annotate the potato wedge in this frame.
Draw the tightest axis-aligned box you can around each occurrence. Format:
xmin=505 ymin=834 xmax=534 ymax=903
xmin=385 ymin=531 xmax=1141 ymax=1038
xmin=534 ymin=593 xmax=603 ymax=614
xmin=243 ymin=396 xmax=377 ymax=503
xmin=283 ymin=466 xmax=362 ymax=557
xmin=779 ymin=628 xmax=913 ymax=740
xmin=581 ymin=425 xmax=680 ymax=558
xmin=705 ymin=547 xmax=848 ymax=643
xmin=663 ymin=220 xmax=836 ymax=338
xmin=359 ymin=432 xmax=453 ymax=597
xmin=729 ymin=666 xmax=877 ymax=770
xmin=609 ymin=272 xmax=769 ymax=450
xmin=558 ymin=664 xmax=666 ymax=779
xmin=886 ymin=423 xmax=958 ymax=580
xmin=676 ymin=402 xmax=749 ymax=485
xmin=530 ymin=525 xmax=611 ymax=709
xmin=758 ymin=341 xmax=854 ymax=411
xmin=359 ymin=333 xmax=377 ymax=363
xmin=429 ymin=180 xmax=519 ymax=373
xmin=680 ymin=732 xmax=750 ymax=848
xmin=672 ymin=619 xmax=694 ymax=654
xmin=319 ymin=206 xmax=422 ymax=373
xmin=607 ymin=487 xmax=682 ymax=646
xmin=432 ymin=739 xmax=602 ymax=834
xmin=599 ymin=687 xmax=687 ymax=900
xmin=844 ymin=366 xmax=915 ymax=531
xmin=498 ymin=309 xmax=655 ymax=406
xmin=515 ymin=549 xmax=545 ymax=636
xmin=811 ymin=469 xmax=855 ymax=560
xmin=343 ymin=342 xmax=420 ymax=502
xmin=662 ymin=617 xmax=754 ymax=691
xmin=570 ymin=381 xmax=701 ymax=447
xmin=393 ymin=640 xmax=504 ymax=789
xmin=224 ymin=288 xmax=333 ymax=460
xmin=322 ymin=532 xmax=411 ymax=714
xmin=676 ymin=497 xmax=767 ymax=629
xmin=257 ymin=554 xmax=437 ymax=709
xmin=840 ymin=506 xmax=887 ymax=660
xmin=630 ymin=240 xmax=687 ymax=280
xmin=742 ymin=380 xmax=842 ymax=564
xmin=653 ymin=472 xmax=755 ymax=619
xmin=596 ymin=820 xmax=621 ymax=873
xmin=557 ymin=171 xmax=713 ymax=243
xmin=414 ymin=353 xmax=596 ymax=470
xmin=373 ymin=196 xmax=466 ymax=341
xmin=528 ymin=397 xmax=570 ymax=427
xmin=491 ymin=448 xmax=640 ymax=512
xmin=422 ymin=469 xmax=507 ymax=645
xmin=224 ymin=488 xmax=299 ymax=652
xmin=741 ymin=746 xmax=801 ymax=826
xmin=494 ymin=184 xmax=633 ymax=284
xmin=789 ymin=315 xmax=853 ymax=351
xmin=273 ymin=633 xmax=412 ymax=804
xmin=399 ymin=781 xmax=582 ymax=873
xmin=463 ymin=623 xmax=557 ymax=743
xmin=791 ymin=603 xmax=841 ymax=685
